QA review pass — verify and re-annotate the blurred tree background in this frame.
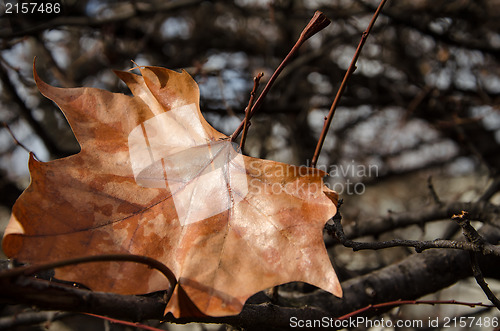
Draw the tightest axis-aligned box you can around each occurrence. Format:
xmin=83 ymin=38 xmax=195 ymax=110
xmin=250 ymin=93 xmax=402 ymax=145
xmin=1 ymin=0 xmax=500 ymax=330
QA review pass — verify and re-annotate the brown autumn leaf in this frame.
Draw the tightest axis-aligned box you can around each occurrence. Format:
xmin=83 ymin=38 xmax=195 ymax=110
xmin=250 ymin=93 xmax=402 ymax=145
xmin=2 ymin=64 xmax=341 ymax=317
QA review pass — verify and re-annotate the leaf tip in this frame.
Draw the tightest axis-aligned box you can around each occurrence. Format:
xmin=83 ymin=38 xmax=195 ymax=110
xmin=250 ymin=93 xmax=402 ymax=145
xmin=323 ymin=189 xmax=339 ymax=207
xmin=2 ymin=212 xmax=26 ymax=258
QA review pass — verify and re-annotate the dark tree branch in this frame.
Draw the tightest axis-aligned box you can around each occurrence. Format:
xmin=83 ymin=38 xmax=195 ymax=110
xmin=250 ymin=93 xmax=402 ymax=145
xmin=0 ymin=311 xmax=73 ymax=329
xmin=356 ymin=0 xmax=500 ymax=57
xmin=452 ymin=211 xmax=486 ymax=246
xmin=0 ymin=275 xmax=166 ymax=321
xmin=342 ymin=201 xmax=500 ymax=239
xmin=469 ymin=250 xmax=500 ymax=310
xmin=328 ymin=210 xmax=500 ymax=256
xmin=295 ymin=225 xmax=500 ymax=317
xmin=479 ymin=177 xmax=500 ymax=202
xmin=0 ymin=0 xmax=204 ymax=39
xmin=2 ymin=247 xmax=498 ymax=331
xmin=453 ymin=211 xmax=500 ymax=309
xmin=3 ymin=215 xmax=500 ymax=329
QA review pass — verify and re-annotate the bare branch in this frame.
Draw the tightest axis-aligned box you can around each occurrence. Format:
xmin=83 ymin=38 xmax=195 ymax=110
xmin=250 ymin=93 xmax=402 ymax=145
xmin=296 ymin=225 xmax=500 ymax=316
xmin=0 ymin=311 xmax=72 ymax=329
xmin=231 ymin=11 xmax=331 ymax=141
xmin=453 ymin=211 xmax=500 ymax=310
xmin=469 ymin=250 xmax=500 ymax=310
xmin=0 ymin=254 xmax=177 ymax=305
xmin=342 ymin=201 xmax=500 ymax=239
xmin=327 ymin=208 xmax=500 ymax=257
xmin=1 ymin=121 xmax=36 ymax=157
xmin=239 ymin=72 xmax=263 ymax=153
xmin=3 ymin=217 xmax=500 ymax=328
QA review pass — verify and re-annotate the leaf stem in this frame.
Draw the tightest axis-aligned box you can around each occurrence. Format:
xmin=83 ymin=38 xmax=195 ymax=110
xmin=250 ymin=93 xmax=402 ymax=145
xmin=231 ymin=11 xmax=330 ymax=141
xmin=310 ymin=0 xmax=388 ymax=168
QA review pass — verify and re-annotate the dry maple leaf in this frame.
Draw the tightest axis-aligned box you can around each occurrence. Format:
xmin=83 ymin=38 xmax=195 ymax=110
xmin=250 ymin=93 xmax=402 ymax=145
xmin=2 ymin=64 xmax=342 ymax=317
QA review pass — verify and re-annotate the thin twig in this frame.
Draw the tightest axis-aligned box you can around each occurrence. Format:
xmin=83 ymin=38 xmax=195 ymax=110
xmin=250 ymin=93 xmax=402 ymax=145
xmin=337 ymin=299 xmax=494 ymax=320
xmin=0 ymin=64 xmax=63 ymax=157
xmin=0 ymin=254 xmax=177 ymax=304
xmin=85 ymin=313 xmax=165 ymax=331
xmin=230 ymin=11 xmax=330 ymax=141
xmin=311 ymin=0 xmax=388 ymax=167
xmin=239 ymin=72 xmax=263 ymax=152
xmin=427 ymin=175 xmax=443 ymax=206
xmin=1 ymin=121 xmax=37 ymax=158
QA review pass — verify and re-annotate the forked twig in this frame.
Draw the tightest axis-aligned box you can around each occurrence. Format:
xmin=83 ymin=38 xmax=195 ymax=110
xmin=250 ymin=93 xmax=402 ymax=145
xmin=239 ymin=72 xmax=264 ymax=152
xmin=311 ymin=0 xmax=388 ymax=167
xmin=328 ymin=205 xmax=500 ymax=256
xmin=231 ymin=11 xmax=331 ymax=141
xmin=453 ymin=211 xmax=500 ymax=310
